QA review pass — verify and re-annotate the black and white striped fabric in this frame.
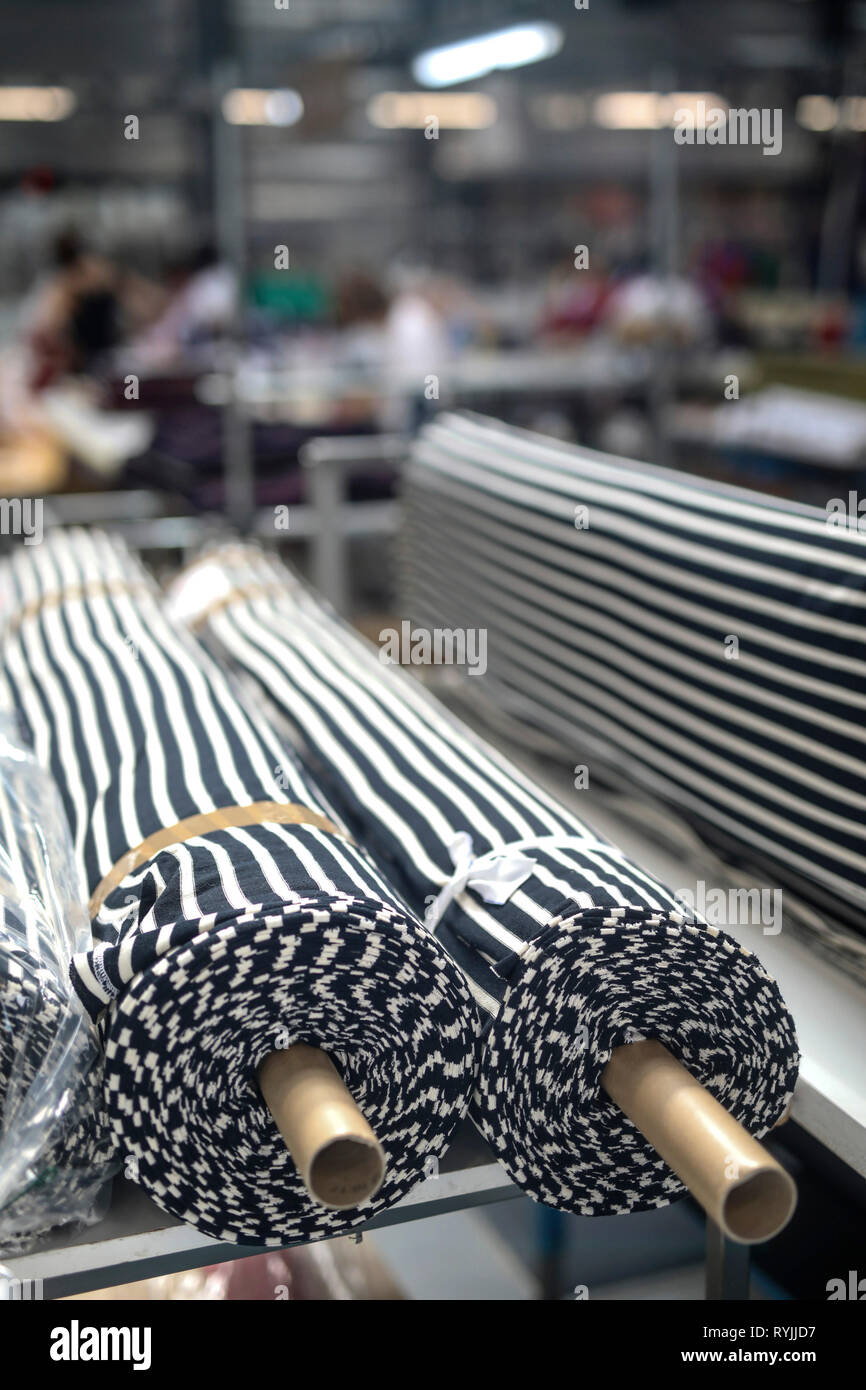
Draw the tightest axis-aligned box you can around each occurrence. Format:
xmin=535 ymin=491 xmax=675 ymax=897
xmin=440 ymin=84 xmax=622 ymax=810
xmin=0 ymin=717 xmax=114 ymax=1252
xmin=0 ymin=530 xmax=477 ymax=1245
xmin=170 ymin=545 xmax=799 ymax=1219
xmin=400 ymin=411 xmax=866 ymax=976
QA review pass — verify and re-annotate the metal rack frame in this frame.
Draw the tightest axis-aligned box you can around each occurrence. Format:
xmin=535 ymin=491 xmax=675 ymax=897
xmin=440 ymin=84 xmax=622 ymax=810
xmin=41 ymin=432 xmax=408 ymax=607
xmin=3 ymin=1125 xmax=516 ymax=1301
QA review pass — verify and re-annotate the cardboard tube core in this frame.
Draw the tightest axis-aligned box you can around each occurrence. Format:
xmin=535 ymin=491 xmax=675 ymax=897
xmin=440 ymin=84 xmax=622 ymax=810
xmin=602 ymin=1040 xmax=797 ymax=1244
xmin=722 ymin=1169 xmax=796 ymax=1243
xmin=258 ymin=1045 xmax=386 ymax=1209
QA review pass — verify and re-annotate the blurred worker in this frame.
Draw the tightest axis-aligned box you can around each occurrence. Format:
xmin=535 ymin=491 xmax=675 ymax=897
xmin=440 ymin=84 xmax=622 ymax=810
xmin=539 ymin=256 xmax=613 ymax=340
xmin=22 ymin=228 xmax=123 ymax=391
xmin=604 ymin=270 xmax=711 ymax=347
xmin=128 ymin=242 xmax=237 ymax=371
xmin=333 ymin=270 xmax=389 ymax=373
xmin=381 ymin=263 xmax=451 ymax=431
xmin=1 ymin=228 xmax=157 ymax=473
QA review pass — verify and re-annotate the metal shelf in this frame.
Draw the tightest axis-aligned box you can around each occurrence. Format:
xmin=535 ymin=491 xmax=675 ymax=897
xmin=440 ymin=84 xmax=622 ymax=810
xmin=3 ymin=1122 xmax=518 ymax=1300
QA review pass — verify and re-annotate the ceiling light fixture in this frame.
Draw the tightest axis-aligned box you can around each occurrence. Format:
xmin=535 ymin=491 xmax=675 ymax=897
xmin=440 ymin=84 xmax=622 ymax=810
xmin=796 ymin=95 xmax=839 ymax=131
xmin=594 ymin=92 xmax=665 ymax=129
xmin=593 ymin=92 xmax=727 ymax=130
xmin=841 ymin=96 xmax=866 ymax=131
xmin=367 ymin=92 xmax=497 ymax=129
xmin=412 ymin=23 xmax=563 ymax=89
xmin=222 ymin=88 xmax=304 ymax=127
xmin=0 ymin=87 xmax=76 ymax=121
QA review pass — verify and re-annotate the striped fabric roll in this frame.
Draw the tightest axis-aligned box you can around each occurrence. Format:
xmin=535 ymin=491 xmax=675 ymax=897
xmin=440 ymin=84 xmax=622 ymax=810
xmin=400 ymin=411 xmax=866 ymax=973
xmin=170 ymin=545 xmax=799 ymax=1219
xmin=0 ymin=530 xmax=477 ymax=1245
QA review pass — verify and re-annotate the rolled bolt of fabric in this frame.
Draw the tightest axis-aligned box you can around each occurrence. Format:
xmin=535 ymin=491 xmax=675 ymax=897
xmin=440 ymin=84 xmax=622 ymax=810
xmin=400 ymin=411 xmax=866 ymax=980
xmin=168 ymin=545 xmax=800 ymax=1224
xmin=0 ymin=530 xmax=477 ymax=1245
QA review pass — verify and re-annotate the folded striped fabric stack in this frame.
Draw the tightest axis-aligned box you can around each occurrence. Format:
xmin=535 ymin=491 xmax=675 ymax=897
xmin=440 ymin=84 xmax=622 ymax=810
xmin=0 ymin=530 xmax=477 ymax=1244
xmin=400 ymin=411 xmax=866 ymax=979
xmin=0 ymin=710 xmax=114 ymax=1253
xmin=170 ymin=545 xmax=798 ymax=1219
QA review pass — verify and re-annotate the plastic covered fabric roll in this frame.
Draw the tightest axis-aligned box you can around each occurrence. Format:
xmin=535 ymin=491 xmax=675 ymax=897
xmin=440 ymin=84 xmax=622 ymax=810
xmin=170 ymin=545 xmax=799 ymax=1218
xmin=0 ymin=530 xmax=477 ymax=1245
xmin=0 ymin=710 xmax=115 ymax=1254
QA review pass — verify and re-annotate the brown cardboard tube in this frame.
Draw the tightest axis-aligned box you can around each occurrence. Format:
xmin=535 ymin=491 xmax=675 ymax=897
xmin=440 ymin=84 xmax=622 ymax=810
xmin=258 ymin=1045 xmax=386 ymax=1209
xmin=602 ymin=1040 xmax=797 ymax=1244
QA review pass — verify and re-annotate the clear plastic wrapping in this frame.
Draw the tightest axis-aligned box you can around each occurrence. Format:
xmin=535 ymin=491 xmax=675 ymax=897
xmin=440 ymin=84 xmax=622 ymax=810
xmin=0 ymin=712 xmax=116 ymax=1254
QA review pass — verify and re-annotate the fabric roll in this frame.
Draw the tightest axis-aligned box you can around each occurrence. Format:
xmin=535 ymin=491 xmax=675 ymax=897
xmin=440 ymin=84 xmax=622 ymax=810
xmin=399 ymin=411 xmax=866 ymax=977
xmin=0 ymin=530 xmax=477 ymax=1245
xmin=169 ymin=545 xmax=799 ymax=1219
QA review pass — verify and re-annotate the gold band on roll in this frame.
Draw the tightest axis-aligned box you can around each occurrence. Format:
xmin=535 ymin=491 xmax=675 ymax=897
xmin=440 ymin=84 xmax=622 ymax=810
xmin=89 ymin=801 xmax=351 ymax=919
xmin=6 ymin=580 xmax=154 ymax=638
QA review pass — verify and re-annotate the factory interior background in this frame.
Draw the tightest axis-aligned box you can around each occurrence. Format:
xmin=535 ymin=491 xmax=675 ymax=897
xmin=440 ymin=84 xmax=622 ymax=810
xmin=0 ymin=0 xmax=864 ymax=1312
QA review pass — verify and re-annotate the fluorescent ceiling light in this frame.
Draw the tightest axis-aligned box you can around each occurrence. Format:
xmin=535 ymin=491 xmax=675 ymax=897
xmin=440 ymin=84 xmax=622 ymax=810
xmin=222 ymin=88 xmax=304 ymax=126
xmin=841 ymin=96 xmax=866 ymax=131
xmin=367 ymin=92 xmax=497 ymax=129
xmin=796 ymin=95 xmax=839 ymax=131
xmin=594 ymin=92 xmax=664 ymax=129
xmin=413 ymin=23 xmax=563 ymax=88
xmin=665 ymin=93 xmax=728 ymax=127
xmin=796 ymin=95 xmax=866 ymax=132
xmin=594 ymin=92 xmax=726 ymax=130
xmin=0 ymin=87 xmax=75 ymax=121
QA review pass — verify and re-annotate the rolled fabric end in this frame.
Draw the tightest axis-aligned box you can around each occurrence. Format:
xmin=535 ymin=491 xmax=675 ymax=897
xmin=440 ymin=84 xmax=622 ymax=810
xmin=258 ymin=1045 xmax=386 ymax=1210
xmin=603 ymin=1040 xmax=797 ymax=1242
xmin=474 ymin=907 xmax=799 ymax=1217
xmin=101 ymin=897 xmax=479 ymax=1245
